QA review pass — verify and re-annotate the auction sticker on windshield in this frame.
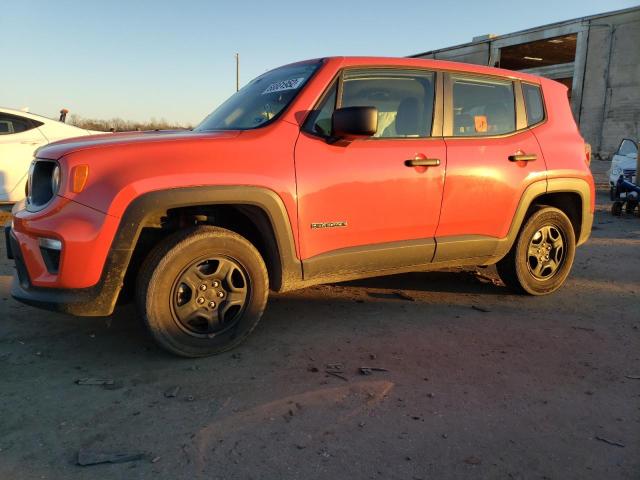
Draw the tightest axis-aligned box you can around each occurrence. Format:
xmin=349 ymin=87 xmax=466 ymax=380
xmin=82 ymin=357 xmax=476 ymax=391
xmin=262 ymin=78 xmax=305 ymax=94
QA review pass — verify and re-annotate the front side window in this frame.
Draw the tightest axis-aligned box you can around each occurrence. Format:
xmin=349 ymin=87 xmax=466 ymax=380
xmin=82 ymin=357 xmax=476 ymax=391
xmin=341 ymin=69 xmax=434 ymax=138
xmin=303 ymin=81 xmax=337 ymax=137
xmin=522 ymin=83 xmax=545 ymax=126
xmin=304 ymin=69 xmax=435 ymax=139
xmin=0 ymin=114 xmax=39 ymax=135
xmin=451 ymin=77 xmax=515 ymax=136
xmin=195 ymin=61 xmax=321 ymax=131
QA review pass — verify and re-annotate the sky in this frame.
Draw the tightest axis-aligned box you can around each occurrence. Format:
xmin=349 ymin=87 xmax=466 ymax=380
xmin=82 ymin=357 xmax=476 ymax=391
xmin=2 ymin=0 xmax=636 ymax=125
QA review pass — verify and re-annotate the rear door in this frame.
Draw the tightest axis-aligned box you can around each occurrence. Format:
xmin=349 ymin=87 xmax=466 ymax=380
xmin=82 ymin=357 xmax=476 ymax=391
xmin=294 ymin=68 xmax=446 ymax=277
xmin=435 ymin=73 xmax=546 ymax=261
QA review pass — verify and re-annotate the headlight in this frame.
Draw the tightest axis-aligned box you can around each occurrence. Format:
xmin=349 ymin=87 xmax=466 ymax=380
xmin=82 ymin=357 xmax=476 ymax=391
xmin=51 ymin=165 xmax=60 ymax=195
xmin=26 ymin=161 xmax=35 ymax=204
xmin=26 ymin=160 xmax=60 ymax=212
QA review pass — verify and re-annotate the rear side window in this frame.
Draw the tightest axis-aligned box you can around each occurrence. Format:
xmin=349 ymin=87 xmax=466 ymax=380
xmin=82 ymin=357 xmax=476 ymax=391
xmin=522 ymin=83 xmax=545 ymax=126
xmin=0 ymin=113 xmax=41 ymax=135
xmin=451 ymin=76 xmax=515 ymax=136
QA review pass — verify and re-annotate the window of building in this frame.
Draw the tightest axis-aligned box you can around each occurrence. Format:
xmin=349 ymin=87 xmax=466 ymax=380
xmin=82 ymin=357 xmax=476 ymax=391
xmin=498 ymin=34 xmax=577 ymax=70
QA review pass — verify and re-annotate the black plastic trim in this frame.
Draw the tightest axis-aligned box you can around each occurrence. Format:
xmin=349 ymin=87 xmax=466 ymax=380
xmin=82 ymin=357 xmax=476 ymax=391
xmin=303 ymin=238 xmax=436 ymax=280
xmin=10 ymin=186 xmax=303 ymax=316
xmin=4 ymin=226 xmax=12 ymax=260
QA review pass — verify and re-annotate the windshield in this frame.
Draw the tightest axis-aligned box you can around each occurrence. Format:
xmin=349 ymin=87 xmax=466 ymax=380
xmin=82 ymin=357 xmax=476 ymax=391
xmin=195 ymin=61 xmax=321 ymax=131
xmin=617 ymin=139 xmax=638 ymax=157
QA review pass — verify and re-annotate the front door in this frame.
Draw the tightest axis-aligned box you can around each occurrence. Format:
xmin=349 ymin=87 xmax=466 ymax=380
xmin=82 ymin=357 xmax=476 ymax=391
xmin=294 ymin=68 xmax=446 ymax=278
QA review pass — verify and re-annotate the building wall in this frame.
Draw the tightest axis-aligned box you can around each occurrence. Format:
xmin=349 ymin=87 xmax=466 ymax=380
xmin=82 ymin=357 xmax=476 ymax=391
xmin=412 ymin=7 xmax=640 ymax=159
xmin=580 ymin=9 xmax=640 ymax=159
xmin=419 ymin=43 xmax=490 ymax=65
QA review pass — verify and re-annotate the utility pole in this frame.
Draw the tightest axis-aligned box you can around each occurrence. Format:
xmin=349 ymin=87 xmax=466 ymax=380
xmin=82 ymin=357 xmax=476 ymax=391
xmin=235 ymin=53 xmax=239 ymax=92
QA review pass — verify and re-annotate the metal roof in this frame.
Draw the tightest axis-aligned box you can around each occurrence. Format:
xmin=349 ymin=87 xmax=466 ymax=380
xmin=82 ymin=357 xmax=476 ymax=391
xmin=409 ymin=5 xmax=640 ymax=58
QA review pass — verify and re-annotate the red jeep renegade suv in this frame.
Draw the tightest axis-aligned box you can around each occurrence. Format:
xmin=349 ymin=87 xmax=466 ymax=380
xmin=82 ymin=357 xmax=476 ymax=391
xmin=6 ymin=57 xmax=594 ymax=357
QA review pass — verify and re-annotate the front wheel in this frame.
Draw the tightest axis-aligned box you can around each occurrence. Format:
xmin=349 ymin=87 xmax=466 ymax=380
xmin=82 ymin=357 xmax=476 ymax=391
xmin=136 ymin=226 xmax=269 ymax=357
xmin=496 ymin=207 xmax=576 ymax=295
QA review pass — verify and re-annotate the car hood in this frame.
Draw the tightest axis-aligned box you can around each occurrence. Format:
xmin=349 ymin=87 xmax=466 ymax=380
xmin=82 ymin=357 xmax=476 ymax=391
xmin=36 ymin=129 xmax=241 ymax=160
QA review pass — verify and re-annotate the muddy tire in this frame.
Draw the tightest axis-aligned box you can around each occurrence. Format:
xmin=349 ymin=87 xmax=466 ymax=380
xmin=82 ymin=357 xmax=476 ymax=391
xmin=136 ymin=226 xmax=268 ymax=357
xmin=496 ymin=207 xmax=576 ymax=296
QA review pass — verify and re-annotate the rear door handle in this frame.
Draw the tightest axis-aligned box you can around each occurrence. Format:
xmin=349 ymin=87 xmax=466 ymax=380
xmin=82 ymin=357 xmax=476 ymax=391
xmin=508 ymin=154 xmax=537 ymax=162
xmin=405 ymin=157 xmax=441 ymax=167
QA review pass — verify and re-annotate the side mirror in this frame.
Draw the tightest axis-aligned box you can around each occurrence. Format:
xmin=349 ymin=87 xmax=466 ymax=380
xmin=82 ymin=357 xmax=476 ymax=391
xmin=331 ymin=106 xmax=378 ymax=140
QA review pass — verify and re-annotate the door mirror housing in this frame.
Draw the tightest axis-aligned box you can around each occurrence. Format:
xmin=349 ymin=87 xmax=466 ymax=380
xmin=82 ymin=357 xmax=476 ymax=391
xmin=331 ymin=107 xmax=378 ymax=140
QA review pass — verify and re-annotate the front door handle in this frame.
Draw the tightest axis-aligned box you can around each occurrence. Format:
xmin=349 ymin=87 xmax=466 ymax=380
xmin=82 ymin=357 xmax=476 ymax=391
xmin=508 ymin=153 xmax=537 ymax=162
xmin=405 ymin=157 xmax=441 ymax=167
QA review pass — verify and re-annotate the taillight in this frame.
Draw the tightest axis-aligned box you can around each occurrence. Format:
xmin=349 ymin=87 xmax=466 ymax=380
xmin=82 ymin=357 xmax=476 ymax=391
xmin=584 ymin=143 xmax=592 ymax=167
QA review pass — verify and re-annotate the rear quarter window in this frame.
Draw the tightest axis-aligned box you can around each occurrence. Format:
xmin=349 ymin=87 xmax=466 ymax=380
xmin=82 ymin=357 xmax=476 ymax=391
xmin=0 ymin=113 xmax=43 ymax=135
xmin=522 ymin=83 xmax=545 ymax=126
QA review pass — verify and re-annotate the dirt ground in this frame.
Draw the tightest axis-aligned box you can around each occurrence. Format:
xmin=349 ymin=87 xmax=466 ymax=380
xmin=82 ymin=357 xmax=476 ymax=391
xmin=1 ymin=161 xmax=638 ymax=480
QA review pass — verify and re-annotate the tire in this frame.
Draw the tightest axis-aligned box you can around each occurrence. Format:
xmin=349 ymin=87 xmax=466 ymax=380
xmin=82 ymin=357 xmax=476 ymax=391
xmin=610 ymin=186 xmax=616 ymax=201
xmin=136 ymin=226 xmax=269 ymax=357
xmin=611 ymin=201 xmax=623 ymax=216
xmin=625 ymin=202 xmax=636 ymax=215
xmin=496 ymin=207 xmax=576 ymax=296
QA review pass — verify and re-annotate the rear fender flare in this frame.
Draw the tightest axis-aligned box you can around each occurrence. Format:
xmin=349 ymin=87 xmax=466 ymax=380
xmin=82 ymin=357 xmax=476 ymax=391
xmin=491 ymin=177 xmax=593 ymax=261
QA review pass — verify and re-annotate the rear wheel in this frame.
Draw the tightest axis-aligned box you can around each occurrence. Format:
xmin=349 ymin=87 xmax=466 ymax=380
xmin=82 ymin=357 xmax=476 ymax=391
xmin=625 ymin=201 xmax=636 ymax=215
xmin=496 ymin=207 xmax=576 ymax=295
xmin=611 ymin=201 xmax=623 ymax=216
xmin=136 ymin=226 xmax=268 ymax=357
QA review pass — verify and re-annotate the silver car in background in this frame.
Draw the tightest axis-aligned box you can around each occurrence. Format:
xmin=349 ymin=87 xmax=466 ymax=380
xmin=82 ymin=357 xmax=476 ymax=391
xmin=608 ymin=138 xmax=638 ymax=199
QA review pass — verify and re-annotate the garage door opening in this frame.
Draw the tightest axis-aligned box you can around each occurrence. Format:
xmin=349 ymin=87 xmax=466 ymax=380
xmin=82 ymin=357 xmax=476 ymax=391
xmin=498 ymin=34 xmax=577 ymax=70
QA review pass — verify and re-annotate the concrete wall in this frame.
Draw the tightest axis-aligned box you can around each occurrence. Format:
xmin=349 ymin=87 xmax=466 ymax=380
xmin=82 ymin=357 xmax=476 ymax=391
xmin=411 ymin=7 xmax=640 ymax=159
xmin=419 ymin=43 xmax=490 ymax=65
xmin=580 ymin=9 xmax=640 ymax=159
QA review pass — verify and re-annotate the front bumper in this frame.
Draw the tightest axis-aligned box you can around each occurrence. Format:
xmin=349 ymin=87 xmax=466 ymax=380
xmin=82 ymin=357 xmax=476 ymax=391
xmin=7 ymin=227 xmax=125 ymax=316
xmin=7 ymin=197 xmax=128 ymax=316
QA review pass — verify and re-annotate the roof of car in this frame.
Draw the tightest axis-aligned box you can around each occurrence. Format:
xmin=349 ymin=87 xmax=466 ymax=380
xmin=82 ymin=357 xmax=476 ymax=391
xmin=0 ymin=106 xmax=59 ymax=124
xmin=290 ymin=56 xmax=549 ymax=85
xmin=0 ymin=107 xmax=91 ymax=131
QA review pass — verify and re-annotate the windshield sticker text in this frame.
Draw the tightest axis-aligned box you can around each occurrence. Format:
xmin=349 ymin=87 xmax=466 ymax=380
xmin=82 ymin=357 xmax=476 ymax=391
xmin=262 ymin=78 xmax=305 ymax=95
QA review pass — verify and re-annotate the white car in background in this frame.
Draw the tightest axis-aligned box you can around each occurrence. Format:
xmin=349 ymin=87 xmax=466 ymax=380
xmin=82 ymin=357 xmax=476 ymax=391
xmin=0 ymin=107 xmax=104 ymax=203
xmin=608 ymin=138 xmax=638 ymax=199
